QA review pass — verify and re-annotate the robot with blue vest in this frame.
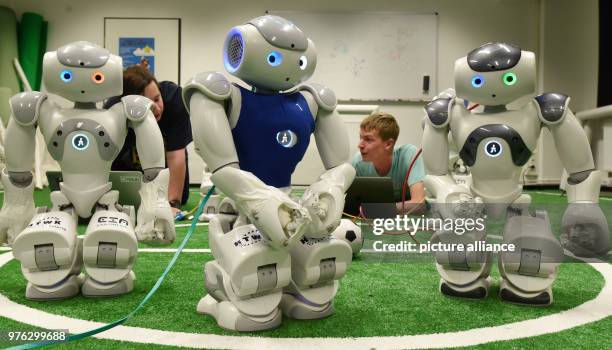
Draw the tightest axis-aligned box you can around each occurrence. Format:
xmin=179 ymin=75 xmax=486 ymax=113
xmin=423 ymin=42 xmax=610 ymax=305
xmin=182 ymin=15 xmax=356 ymax=331
xmin=0 ymin=41 xmax=175 ymax=299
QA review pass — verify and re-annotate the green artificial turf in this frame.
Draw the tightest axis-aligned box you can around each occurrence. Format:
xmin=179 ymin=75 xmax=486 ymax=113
xmin=0 ymin=187 xmax=611 ymax=349
xmin=0 ymin=252 xmax=605 ymax=338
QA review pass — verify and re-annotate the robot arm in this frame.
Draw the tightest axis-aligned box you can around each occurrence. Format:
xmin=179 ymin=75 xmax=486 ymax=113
xmin=120 ymin=96 xmax=175 ymax=244
xmin=184 ymin=72 xmax=311 ymax=249
xmin=423 ymin=98 xmax=480 ymax=219
xmin=535 ymin=94 xmax=598 ymax=203
xmin=0 ymin=92 xmax=46 ymax=244
xmin=298 ymin=84 xmax=356 ymax=238
xmin=535 ymin=93 xmax=610 ymax=257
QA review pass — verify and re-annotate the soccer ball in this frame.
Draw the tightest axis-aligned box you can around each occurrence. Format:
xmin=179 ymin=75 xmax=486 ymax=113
xmin=332 ymin=219 xmax=363 ymax=256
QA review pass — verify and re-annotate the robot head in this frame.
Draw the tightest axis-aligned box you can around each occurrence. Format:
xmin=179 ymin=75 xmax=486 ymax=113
xmin=455 ymin=42 xmax=536 ymax=106
xmin=223 ymin=15 xmax=317 ymax=92
xmin=43 ymin=41 xmax=122 ymax=102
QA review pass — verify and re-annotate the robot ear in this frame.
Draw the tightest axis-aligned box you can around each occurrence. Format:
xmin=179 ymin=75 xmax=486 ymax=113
xmin=223 ymin=27 xmax=246 ymax=74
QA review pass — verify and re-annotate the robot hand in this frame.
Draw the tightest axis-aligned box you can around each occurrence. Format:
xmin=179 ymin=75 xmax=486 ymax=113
xmin=200 ymin=169 xmax=217 ymax=196
xmin=0 ymin=169 xmax=35 ymax=245
xmin=211 ymin=167 xmax=311 ymax=249
xmin=560 ymin=203 xmax=610 ymax=258
xmin=433 ymin=184 xmax=484 ymax=220
xmin=135 ymin=168 xmax=176 ymax=245
xmin=299 ymin=164 xmax=355 ymax=238
xmin=300 ymin=184 xmax=343 ymax=238
xmin=255 ymin=190 xmax=312 ymax=249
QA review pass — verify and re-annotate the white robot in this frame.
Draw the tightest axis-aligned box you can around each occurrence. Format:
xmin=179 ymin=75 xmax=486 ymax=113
xmin=423 ymin=42 xmax=610 ymax=305
xmin=182 ymin=15 xmax=356 ymax=331
xmin=0 ymin=41 xmax=175 ymax=300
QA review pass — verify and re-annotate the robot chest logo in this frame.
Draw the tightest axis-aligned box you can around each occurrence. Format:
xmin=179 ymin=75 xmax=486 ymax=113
xmin=71 ymin=133 xmax=90 ymax=151
xmin=484 ymin=140 xmax=503 ymax=158
xmin=233 ymin=230 xmax=263 ymax=248
xmin=276 ymin=130 xmax=298 ymax=148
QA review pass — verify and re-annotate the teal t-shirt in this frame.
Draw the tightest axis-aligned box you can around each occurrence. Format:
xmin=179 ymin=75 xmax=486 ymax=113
xmin=351 ymin=144 xmax=425 ymax=202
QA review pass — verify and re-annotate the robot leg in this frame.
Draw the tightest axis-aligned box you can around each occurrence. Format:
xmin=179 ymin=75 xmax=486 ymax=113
xmin=433 ymin=229 xmax=492 ymax=300
xmin=280 ymin=235 xmax=353 ymax=319
xmin=499 ymin=210 xmax=564 ymax=306
xmin=11 ymin=192 xmax=82 ymax=300
xmin=198 ymin=216 xmax=291 ymax=331
xmin=82 ymin=191 xmax=138 ymax=297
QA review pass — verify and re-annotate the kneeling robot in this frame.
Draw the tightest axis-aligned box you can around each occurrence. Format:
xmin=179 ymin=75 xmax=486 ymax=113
xmin=183 ymin=15 xmax=357 ymax=331
xmin=423 ymin=42 xmax=610 ymax=305
xmin=0 ymin=41 xmax=175 ymax=299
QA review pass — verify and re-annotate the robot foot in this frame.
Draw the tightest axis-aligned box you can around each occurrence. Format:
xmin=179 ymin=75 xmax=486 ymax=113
xmin=25 ymin=274 xmax=84 ymax=301
xmin=439 ymin=277 xmax=491 ymax=300
xmin=82 ymin=271 xmax=135 ymax=297
xmin=499 ymin=279 xmax=552 ymax=306
xmin=197 ymin=294 xmax=282 ymax=331
xmin=280 ymin=292 xmax=334 ymax=320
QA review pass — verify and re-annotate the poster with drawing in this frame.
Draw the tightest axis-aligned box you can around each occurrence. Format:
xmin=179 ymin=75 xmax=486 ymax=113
xmin=119 ymin=37 xmax=155 ymax=73
xmin=104 ymin=18 xmax=181 ymax=83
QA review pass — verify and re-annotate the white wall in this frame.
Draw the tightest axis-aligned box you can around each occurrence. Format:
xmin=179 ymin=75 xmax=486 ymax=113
xmin=1 ymin=0 xmax=598 ymax=185
xmin=534 ymin=0 xmax=598 ymax=183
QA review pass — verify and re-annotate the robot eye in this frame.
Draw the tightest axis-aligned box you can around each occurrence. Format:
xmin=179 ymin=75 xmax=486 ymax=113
xmin=91 ymin=71 xmax=105 ymax=84
xmin=266 ymin=51 xmax=283 ymax=67
xmin=60 ymin=70 xmax=73 ymax=83
xmin=502 ymin=72 xmax=517 ymax=86
xmin=299 ymin=55 xmax=308 ymax=70
xmin=471 ymin=75 xmax=484 ymax=88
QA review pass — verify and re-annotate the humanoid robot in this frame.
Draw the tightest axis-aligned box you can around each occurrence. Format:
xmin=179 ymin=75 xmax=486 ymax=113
xmin=183 ymin=15 xmax=356 ymax=331
xmin=423 ymin=42 xmax=610 ymax=305
xmin=0 ymin=41 xmax=175 ymax=300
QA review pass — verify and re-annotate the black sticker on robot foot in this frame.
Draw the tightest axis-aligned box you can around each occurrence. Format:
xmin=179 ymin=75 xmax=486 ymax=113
xmin=440 ymin=282 xmax=488 ymax=300
xmin=500 ymin=288 xmax=551 ymax=306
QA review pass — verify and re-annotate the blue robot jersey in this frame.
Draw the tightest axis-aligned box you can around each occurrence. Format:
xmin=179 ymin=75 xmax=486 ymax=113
xmin=232 ymin=84 xmax=315 ymax=188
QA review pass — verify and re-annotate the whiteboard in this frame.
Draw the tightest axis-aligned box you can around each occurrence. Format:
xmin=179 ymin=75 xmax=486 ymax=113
xmin=271 ymin=11 xmax=438 ymax=101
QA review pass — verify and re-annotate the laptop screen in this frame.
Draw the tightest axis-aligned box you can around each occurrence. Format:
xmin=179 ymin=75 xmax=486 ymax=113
xmin=46 ymin=171 xmax=142 ymax=209
xmin=344 ymin=177 xmax=396 ymax=218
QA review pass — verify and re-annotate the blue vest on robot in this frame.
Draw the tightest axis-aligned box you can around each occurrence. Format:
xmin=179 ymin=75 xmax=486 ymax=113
xmin=232 ymin=84 xmax=315 ymax=188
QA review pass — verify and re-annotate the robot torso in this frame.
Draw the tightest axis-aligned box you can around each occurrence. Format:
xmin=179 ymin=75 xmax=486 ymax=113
xmin=38 ymin=104 xmax=128 ymax=210
xmin=449 ymin=101 xmax=541 ymax=202
xmin=231 ymin=84 xmax=315 ymax=188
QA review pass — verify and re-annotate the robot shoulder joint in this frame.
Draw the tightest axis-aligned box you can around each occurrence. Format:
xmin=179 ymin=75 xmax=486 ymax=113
xmin=424 ymin=97 xmax=454 ymax=128
xmin=9 ymin=91 xmax=47 ymax=126
xmin=298 ymin=83 xmax=337 ymax=112
xmin=534 ymin=93 xmax=570 ymax=125
xmin=121 ymin=95 xmax=153 ymax=123
xmin=182 ymin=72 xmax=231 ymax=110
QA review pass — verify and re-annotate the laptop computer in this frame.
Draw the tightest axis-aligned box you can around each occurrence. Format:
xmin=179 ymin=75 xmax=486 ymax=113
xmin=46 ymin=171 xmax=142 ymax=209
xmin=344 ymin=177 xmax=397 ymax=219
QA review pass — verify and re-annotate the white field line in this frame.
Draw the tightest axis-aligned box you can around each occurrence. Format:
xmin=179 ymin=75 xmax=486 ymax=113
xmin=175 ymin=222 xmax=208 ymax=228
xmin=0 ymin=251 xmax=611 ymax=349
xmin=530 ymin=191 xmax=612 ymax=201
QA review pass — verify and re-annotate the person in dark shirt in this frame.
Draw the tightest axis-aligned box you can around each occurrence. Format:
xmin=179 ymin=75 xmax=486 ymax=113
xmin=104 ymin=65 xmax=192 ymax=215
